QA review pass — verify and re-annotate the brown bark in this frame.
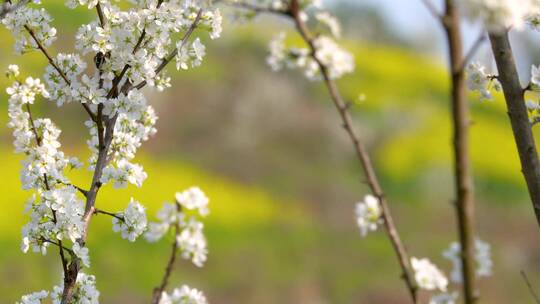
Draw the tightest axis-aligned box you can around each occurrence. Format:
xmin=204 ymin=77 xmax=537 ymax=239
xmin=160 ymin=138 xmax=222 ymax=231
xmin=442 ymin=1 xmax=477 ymax=302
xmin=488 ymin=32 xmax=540 ymax=226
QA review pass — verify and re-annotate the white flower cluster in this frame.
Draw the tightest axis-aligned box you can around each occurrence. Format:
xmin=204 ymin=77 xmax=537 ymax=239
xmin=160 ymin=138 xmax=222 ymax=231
xmin=159 ymin=285 xmax=208 ymax=304
xmin=1 ymin=5 xmax=56 ymax=54
xmin=145 ymin=187 xmax=209 ymax=267
xmin=411 ymin=257 xmax=448 ymax=292
xmin=429 ymin=291 xmax=459 ymax=304
xmin=4 ymin=0 xmax=222 ymax=300
xmin=21 ymin=187 xmax=86 ymax=255
xmin=442 ymin=239 xmax=493 ymax=283
xmin=51 ymin=272 xmax=100 ymax=304
xmin=466 ymin=62 xmax=500 ymax=101
xmin=355 ymin=194 xmax=383 ymax=237
xmin=266 ymin=32 xmax=354 ymax=80
xmin=18 ymin=273 xmax=99 ymax=303
xmin=17 ymin=290 xmax=48 ymax=304
xmin=459 ymin=0 xmax=540 ymax=31
xmin=264 ymin=1 xmax=354 ymax=80
xmin=112 ymin=198 xmax=148 ymax=242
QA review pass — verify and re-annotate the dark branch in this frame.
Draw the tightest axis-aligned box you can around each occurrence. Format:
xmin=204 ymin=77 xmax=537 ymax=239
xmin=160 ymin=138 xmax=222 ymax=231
xmin=488 ymin=31 xmax=540 ymax=226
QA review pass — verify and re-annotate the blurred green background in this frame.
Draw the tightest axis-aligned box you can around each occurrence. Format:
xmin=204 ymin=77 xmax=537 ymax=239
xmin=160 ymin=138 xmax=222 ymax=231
xmin=2 ymin=1 xmax=540 ymax=303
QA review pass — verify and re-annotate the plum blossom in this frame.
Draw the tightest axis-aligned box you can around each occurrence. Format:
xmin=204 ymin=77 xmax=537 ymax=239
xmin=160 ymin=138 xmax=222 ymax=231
xmin=146 ymin=188 xmax=210 ymax=267
xmin=355 ymin=194 xmax=383 ymax=237
xmin=429 ymin=292 xmax=459 ymax=304
xmin=17 ymin=290 xmax=49 ymax=304
xmin=443 ymin=239 xmax=493 ymax=283
xmin=459 ymin=0 xmax=537 ymax=30
xmin=466 ymin=62 xmax=500 ymax=100
xmin=112 ymin=198 xmax=148 ymax=242
xmin=159 ymin=285 xmax=208 ymax=304
xmin=175 ymin=187 xmax=210 ymax=216
xmin=51 ymin=272 xmax=99 ymax=304
xmin=411 ymin=257 xmax=448 ymax=292
xmin=73 ymin=243 xmax=91 ymax=268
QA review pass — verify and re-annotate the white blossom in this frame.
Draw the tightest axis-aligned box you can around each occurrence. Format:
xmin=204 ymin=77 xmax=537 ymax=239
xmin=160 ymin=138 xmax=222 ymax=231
xmin=313 ymin=36 xmax=354 ymax=79
xmin=443 ymin=239 xmax=493 ymax=283
xmin=266 ymin=32 xmax=286 ymax=71
xmin=177 ymin=217 xmax=208 ymax=267
xmin=73 ymin=243 xmax=91 ymax=268
xmin=6 ymin=64 xmax=20 ymax=78
xmin=159 ymin=285 xmax=208 ymax=304
xmin=51 ymin=272 xmax=99 ymax=304
xmin=17 ymin=290 xmax=49 ymax=304
xmin=466 ymin=62 xmax=500 ymax=100
xmin=175 ymin=187 xmax=209 ymax=216
xmin=411 ymin=257 xmax=448 ymax=292
xmin=355 ymin=194 xmax=383 ymax=237
xmin=459 ymin=0 xmax=536 ymax=30
xmin=112 ymin=198 xmax=148 ymax=242
xmin=429 ymin=292 xmax=459 ymax=304
xmin=315 ymin=12 xmax=341 ymax=38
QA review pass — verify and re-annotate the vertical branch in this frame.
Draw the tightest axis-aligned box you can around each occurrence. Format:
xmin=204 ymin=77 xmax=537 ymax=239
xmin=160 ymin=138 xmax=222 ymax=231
xmin=441 ymin=1 xmax=477 ymax=302
xmin=287 ymin=0 xmax=418 ymax=301
xmin=488 ymin=32 xmax=540 ymax=226
xmin=151 ymin=203 xmax=182 ymax=304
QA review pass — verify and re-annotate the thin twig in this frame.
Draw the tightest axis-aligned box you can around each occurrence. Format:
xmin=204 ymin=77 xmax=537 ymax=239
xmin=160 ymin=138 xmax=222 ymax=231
xmin=94 ymin=208 xmax=124 ymax=222
xmin=441 ymin=1 xmax=478 ymax=302
xmin=151 ymin=203 xmax=182 ymax=304
xmin=420 ymin=0 xmax=442 ymax=20
xmin=40 ymin=238 xmax=75 ymax=255
xmin=224 ymin=0 xmax=286 ymax=15
xmin=460 ymin=32 xmax=486 ymax=73
xmin=521 ymin=270 xmax=540 ymax=304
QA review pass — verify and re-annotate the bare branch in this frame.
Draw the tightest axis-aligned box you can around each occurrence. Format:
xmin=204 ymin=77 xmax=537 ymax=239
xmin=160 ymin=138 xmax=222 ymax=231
xmin=488 ymin=31 xmax=540 ymax=226
xmin=94 ymin=208 xmax=124 ymax=222
xmin=460 ymin=32 xmax=487 ymax=73
xmin=521 ymin=270 xmax=540 ymax=304
xmin=441 ymin=1 xmax=478 ymax=302
xmin=419 ymin=0 xmax=443 ymax=21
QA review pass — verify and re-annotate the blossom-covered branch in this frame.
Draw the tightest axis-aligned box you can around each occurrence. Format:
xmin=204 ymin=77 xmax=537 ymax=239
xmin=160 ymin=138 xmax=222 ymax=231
xmin=3 ymin=0 xmax=222 ymax=302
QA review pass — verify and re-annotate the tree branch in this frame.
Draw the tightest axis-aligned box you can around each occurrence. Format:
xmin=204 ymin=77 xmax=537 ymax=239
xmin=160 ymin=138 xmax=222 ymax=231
xmin=441 ymin=1 xmax=477 ymax=302
xmin=151 ymin=203 xmax=182 ymax=304
xmin=283 ymin=0 xmax=419 ymax=301
xmin=94 ymin=208 xmax=124 ymax=222
xmin=488 ymin=31 xmax=540 ymax=226
xmin=521 ymin=270 xmax=540 ymax=304
xmin=419 ymin=0 xmax=442 ymax=21
xmin=460 ymin=32 xmax=486 ymax=73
